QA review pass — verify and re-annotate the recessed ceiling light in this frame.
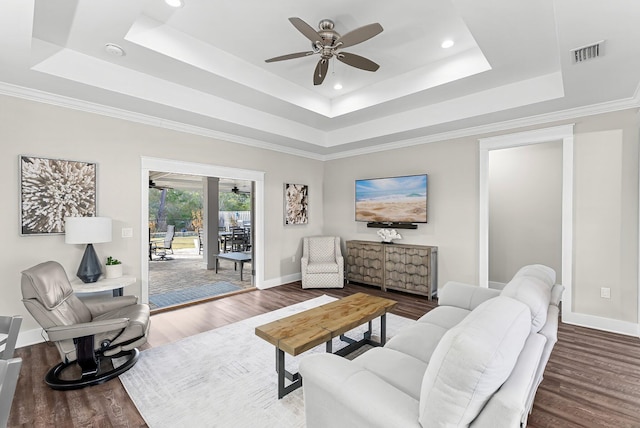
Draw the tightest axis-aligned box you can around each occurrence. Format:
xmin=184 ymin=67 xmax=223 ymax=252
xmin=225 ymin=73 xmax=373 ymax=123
xmin=104 ymin=43 xmax=125 ymax=57
xmin=165 ymin=0 xmax=184 ymax=8
xmin=334 ymin=83 xmax=343 ymax=90
xmin=441 ymin=40 xmax=454 ymax=49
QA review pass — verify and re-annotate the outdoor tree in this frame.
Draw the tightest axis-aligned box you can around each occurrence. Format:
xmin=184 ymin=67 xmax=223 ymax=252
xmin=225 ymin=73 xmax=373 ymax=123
xmin=149 ymin=188 xmax=250 ymax=232
xmin=149 ymin=188 xmax=203 ymax=232
xmin=219 ymin=192 xmax=250 ymax=211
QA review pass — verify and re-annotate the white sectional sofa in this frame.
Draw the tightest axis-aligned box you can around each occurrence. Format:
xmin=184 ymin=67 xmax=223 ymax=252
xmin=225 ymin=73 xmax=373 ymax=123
xmin=299 ymin=265 xmax=563 ymax=428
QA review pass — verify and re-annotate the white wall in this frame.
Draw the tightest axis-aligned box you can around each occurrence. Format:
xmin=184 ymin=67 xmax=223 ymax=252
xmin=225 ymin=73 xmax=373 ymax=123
xmin=2 ymin=93 xmax=638 ymax=337
xmin=568 ymin=112 xmax=639 ymax=326
xmin=488 ymin=142 xmax=563 ymax=284
xmin=324 ymin=109 xmax=639 ymax=331
xmin=573 ymin=130 xmax=636 ymax=322
xmin=323 ymin=138 xmax=480 ymax=288
xmin=0 ymin=94 xmax=324 ymax=332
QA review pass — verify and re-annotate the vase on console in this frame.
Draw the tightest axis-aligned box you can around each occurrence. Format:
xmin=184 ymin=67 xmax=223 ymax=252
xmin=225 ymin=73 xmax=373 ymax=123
xmin=377 ymin=228 xmax=402 ymax=244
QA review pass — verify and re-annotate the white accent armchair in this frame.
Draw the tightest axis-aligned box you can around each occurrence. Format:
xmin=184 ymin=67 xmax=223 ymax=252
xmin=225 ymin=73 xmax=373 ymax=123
xmin=301 ymin=236 xmax=344 ymax=289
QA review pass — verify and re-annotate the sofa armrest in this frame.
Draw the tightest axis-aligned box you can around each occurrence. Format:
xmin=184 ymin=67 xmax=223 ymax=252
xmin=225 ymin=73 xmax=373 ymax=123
xmin=438 ymin=281 xmax=500 ymax=310
xmin=470 ymin=333 xmax=546 ymax=428
xmin=550 ymin=283 xmax=565 ymax=307
xmin=300 ymin=353 xmax=422 ymax=428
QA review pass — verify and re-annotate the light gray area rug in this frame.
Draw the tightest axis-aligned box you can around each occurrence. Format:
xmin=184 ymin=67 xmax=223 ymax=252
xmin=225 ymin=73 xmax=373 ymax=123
xmin=119 ymin=295 xmax=415 ymax=428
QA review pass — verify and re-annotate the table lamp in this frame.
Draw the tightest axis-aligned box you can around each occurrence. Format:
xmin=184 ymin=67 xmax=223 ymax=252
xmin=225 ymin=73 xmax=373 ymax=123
xmin=64 ymin=216 xmax=112 ymax=283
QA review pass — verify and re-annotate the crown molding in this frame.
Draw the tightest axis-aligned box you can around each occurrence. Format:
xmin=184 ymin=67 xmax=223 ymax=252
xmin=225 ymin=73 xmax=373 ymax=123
xmin=1 ymin=80 xmax=639 ymax=163
xmin=0 ymin=82 xmax=325 ymax=161
xmin=325 ymin=95 xmax=640 ymax=160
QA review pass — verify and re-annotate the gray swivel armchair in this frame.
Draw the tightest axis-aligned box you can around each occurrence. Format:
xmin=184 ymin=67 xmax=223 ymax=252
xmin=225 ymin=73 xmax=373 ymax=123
xmin=21 ymin=261 xmax=150 ymax=390
xmin=301 ymin=236 xmax=344 ymax=289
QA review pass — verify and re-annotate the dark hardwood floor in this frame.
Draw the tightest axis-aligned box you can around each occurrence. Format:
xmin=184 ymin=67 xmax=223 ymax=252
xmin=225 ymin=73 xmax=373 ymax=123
xmin=8 ymin=282 xmax=640 ymax=427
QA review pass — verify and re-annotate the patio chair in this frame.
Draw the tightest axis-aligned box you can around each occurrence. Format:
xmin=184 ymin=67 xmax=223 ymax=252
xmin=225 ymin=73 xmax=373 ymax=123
xmin=21 ymin=261 xmax=150 ymax=390
xmin=152 ymin=225 xmax=175 ymax=260
xmin=230 ymin=227 xmax=247 ymax=252
xmin=197 ymin=228 xmax=204 ymax=255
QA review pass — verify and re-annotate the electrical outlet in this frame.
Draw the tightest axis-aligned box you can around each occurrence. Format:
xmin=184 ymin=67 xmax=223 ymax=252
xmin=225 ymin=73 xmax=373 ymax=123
xmin=291 ymin=255 xmax=296 ymax=263
xmin=121 ymin=227 xmax=133 ymax=238
xmin=600 ymin=287 xmax=611 ymax=299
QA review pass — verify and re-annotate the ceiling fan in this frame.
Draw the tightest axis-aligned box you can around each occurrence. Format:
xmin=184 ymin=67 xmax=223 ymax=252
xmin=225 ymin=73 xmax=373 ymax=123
xmin=148 ymin=179 xmax=172 ymax=190
xmin=265 ymin=17 xmax=383 ymax=85
xmin=231 ymin=185 xmax=250 ymax=195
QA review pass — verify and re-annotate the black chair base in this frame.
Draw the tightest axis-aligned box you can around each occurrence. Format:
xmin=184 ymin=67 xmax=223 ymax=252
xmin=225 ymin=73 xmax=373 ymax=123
xmin=45 ymin=348 xmax=140 ymax=390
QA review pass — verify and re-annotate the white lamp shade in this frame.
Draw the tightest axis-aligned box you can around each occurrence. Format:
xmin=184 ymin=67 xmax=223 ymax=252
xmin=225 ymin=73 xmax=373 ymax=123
xmin=64 ymin=217 xmax=112 ymax=244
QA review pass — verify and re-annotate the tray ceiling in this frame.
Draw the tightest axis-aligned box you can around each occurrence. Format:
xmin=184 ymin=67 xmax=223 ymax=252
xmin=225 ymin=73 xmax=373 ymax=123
xmin=1 ymin=0 xmax=639 ymax=159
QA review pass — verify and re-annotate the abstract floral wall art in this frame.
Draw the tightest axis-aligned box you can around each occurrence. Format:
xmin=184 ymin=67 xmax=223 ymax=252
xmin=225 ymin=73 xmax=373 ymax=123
xmin=284 ymin=183 xmax=308 ymax=225
xmin=20 ymin=156 xmax=97 ymax=235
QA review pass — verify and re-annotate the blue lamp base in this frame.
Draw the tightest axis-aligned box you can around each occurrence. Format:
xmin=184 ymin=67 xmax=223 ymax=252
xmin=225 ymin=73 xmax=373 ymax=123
xmin=77 ymin=243 xmax=102 ymax=283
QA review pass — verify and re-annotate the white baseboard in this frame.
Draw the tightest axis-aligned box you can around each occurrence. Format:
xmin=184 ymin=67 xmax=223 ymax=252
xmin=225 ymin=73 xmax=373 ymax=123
xmin=562 ymin=311 xmax=640 ymax=337
xmin=258 ymin=273 xmax=301 ymax=289
xmin=17 ymin=327 xmax=46 ymax=349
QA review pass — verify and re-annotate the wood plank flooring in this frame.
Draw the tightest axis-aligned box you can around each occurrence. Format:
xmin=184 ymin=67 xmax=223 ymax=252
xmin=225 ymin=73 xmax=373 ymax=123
xmin=8 ymin=281 xmax=640 ymax=427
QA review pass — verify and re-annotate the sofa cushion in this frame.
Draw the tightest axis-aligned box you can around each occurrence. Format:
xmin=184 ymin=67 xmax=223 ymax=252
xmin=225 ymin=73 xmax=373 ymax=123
xmin=418 ymin=296 xmax=531 ymax=428
xmin=384 ymin=322 xmax=449 ymax=364
xmin=416 ymin=306 xmax=470 ymax=330
xmin=309 ymin=237 xmax=336 ymax=262
xmin=501 ymin=276 xmax=551 ymax=333
xmin=437 ymin=282 xmax=501 ymax=311
xmin=513 ymin=264 xmax=556 ymax=287
xmin=306 ymin=262 xmax=339 ymax=274
xmin=353 ymin=347 xmax=428 ymax=400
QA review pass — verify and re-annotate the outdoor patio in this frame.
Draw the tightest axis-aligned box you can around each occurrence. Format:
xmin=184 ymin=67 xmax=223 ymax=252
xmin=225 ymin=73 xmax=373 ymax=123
xmin=148 ymin=246 xmax=253 ymax=310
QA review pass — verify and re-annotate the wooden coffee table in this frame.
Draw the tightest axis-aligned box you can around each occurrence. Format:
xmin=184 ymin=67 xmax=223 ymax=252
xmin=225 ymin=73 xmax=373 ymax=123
xmin=255 ymin=292 xmax=397 ymax=398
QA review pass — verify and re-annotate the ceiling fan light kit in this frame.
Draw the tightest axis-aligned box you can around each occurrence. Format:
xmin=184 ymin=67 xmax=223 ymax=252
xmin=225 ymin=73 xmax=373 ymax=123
xmin=265 ymin=17 xmax=383 ymax=86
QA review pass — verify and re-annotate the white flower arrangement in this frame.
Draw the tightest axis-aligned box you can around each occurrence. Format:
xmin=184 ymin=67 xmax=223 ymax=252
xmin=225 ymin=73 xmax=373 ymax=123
xmin=377 ymin=228 xmax=402 ymax=243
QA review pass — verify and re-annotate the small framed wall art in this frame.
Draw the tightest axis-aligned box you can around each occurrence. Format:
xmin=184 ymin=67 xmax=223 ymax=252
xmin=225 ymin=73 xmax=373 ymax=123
xmin=284 ymin=183 xmax=308 ymax=225
xmin=20 ymin=155 xmax=97 ymax=235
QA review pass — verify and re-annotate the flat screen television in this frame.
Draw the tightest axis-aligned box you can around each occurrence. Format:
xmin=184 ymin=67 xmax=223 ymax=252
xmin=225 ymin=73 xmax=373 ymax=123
xmin=355 ymin=174 xmax=428 ymax=224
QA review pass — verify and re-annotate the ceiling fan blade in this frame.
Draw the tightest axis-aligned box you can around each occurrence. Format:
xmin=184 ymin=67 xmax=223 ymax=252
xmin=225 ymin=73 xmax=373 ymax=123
xmin=337 ymin=52 xmax=380 ymax=72
xmin=289 ymin=17 xmax=322 ymax=43
xmin=313 ymin=59 xmax=329 ymax=85
xmin=337 ymin=23 xmax=383 ymax=49
xmin=265 ymin=51 xmax=315 ymax=63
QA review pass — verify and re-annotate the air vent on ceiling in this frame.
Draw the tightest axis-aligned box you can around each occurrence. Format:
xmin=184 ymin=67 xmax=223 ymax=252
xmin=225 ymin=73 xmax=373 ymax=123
xmin=571 ymin=40 xmax=605 ymax=63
